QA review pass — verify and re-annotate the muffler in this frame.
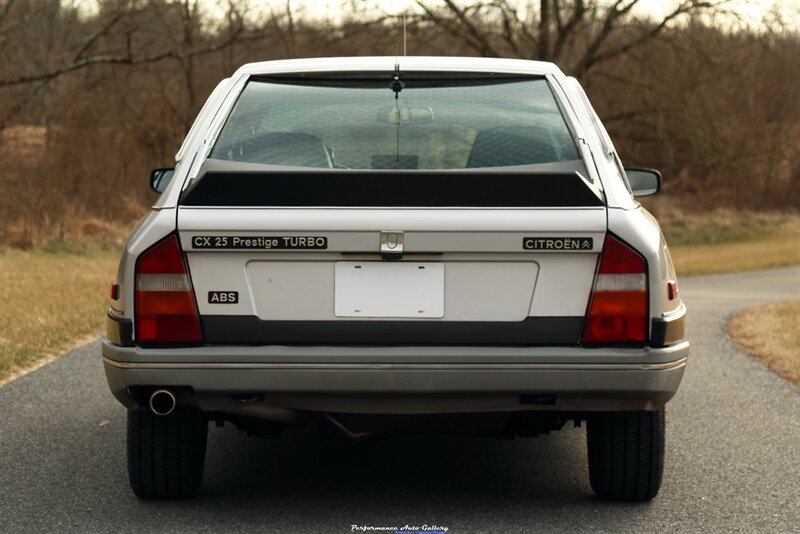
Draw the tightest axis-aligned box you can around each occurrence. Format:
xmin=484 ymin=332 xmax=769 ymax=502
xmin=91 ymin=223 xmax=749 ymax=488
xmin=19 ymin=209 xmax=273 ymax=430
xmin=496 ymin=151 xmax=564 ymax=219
xmin=149 ymin=389 xmax=176 ymax=416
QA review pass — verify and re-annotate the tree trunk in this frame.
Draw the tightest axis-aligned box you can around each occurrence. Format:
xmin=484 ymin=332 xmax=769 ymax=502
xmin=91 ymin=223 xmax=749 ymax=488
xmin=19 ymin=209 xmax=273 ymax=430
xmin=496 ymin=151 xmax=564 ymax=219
xmin=538 ymin=0 xmax=551 ymax=61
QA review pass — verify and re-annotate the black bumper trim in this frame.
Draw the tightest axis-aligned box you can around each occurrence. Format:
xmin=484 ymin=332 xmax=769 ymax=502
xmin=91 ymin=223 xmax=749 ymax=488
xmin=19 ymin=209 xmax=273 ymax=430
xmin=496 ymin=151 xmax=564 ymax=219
xmin=200 ymin=316 xmax=584 ymax=345
xmin=651 ymin=310 xmax=686 ymax=348
xmin=106 ymin=311 xmax=133 ymax=347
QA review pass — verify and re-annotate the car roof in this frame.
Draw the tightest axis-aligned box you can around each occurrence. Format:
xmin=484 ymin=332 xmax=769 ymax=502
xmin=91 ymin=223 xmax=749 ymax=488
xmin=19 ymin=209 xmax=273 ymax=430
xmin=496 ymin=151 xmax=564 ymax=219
xmin=234 ymin=56 xmax=562 ymax=78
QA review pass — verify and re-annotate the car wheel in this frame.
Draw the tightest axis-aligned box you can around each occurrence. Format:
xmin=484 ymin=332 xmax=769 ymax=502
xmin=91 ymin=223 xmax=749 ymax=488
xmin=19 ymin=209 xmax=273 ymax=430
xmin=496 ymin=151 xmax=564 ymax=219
xmin=127 ymin=407 xmax=208 ymax=499
xmin=587 ymin=408 xmax=665 ymax=501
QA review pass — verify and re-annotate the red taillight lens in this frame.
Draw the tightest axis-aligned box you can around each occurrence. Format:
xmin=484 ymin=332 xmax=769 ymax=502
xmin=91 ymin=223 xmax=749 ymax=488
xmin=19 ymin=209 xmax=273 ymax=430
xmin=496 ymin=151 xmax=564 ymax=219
xmin=135 ymin=235 xmax=202 ymax=344
xmin=667 ymin=281 xmax=678 ymax=301
xmin=582 ymin=236 xmax=648 ymax=344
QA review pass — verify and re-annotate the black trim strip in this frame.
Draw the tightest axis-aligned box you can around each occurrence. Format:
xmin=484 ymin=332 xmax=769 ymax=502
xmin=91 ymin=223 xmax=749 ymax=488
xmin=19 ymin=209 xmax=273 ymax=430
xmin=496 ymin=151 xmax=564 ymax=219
xmin=180 ymin=170 xmax=603 ymax=208
xmin=106 ymin=311 xmax=133 ymax=347
xmin=201 ymin=316 xmax=583 ymax=346
xmin=651 ymin=313 xmax=686 ymax=348
xmin=254 ymin=72 xmax=543 ymax=88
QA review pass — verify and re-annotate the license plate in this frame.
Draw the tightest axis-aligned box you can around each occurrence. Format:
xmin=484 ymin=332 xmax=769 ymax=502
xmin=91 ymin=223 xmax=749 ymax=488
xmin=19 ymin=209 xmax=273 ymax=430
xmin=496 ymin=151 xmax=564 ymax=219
xmin=335 ymin=262 xmax=444 ymax=318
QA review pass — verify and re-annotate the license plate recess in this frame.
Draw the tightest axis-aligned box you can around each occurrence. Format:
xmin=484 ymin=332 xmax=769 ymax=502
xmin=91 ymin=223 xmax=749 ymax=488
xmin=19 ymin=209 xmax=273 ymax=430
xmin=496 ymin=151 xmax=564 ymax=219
xmin=334 ymin=262 xmax=444 ymax=318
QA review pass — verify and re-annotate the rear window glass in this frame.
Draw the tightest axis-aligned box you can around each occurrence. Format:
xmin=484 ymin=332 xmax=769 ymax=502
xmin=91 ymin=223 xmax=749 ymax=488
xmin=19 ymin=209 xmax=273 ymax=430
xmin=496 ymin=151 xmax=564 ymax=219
xmin=209 ymin=73 xmax=579 ymax=170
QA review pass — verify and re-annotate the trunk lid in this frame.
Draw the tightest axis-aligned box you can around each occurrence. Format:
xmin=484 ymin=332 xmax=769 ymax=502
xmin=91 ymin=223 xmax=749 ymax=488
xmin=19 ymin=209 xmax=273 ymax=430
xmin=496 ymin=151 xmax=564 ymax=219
xmin=177 ymin=165 xmax=606 ymax=345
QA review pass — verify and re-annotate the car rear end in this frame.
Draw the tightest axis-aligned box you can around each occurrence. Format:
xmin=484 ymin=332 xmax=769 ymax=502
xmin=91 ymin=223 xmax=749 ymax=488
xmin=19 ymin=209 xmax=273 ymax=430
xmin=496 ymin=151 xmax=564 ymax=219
xmin=103 ymin=57 xmax=687 ymax=501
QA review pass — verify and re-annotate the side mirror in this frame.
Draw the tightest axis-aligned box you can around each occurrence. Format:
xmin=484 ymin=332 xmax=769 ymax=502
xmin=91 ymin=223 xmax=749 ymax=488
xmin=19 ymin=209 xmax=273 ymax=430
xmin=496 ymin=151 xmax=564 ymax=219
xmin=149 ymin=168 xmax=175 ymax=194
xmin=625 ymin=168 xmax=662 ymax=197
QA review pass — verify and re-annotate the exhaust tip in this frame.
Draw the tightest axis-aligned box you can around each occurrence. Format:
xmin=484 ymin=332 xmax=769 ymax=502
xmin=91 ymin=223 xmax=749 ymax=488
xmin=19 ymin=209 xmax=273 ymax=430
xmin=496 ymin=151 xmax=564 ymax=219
xmin=149 ymin=389 xmax=176 ymax=416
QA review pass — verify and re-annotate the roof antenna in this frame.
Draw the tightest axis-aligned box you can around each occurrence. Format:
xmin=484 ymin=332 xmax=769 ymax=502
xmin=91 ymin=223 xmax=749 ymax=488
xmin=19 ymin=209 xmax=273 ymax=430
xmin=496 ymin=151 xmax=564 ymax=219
xmin=391 ymin=50 xmax=404 ymax=99
xmin=391 ymin=45 xmax=404 ymax=164
xmin=403 ymin=0 xmax=407 ymax=56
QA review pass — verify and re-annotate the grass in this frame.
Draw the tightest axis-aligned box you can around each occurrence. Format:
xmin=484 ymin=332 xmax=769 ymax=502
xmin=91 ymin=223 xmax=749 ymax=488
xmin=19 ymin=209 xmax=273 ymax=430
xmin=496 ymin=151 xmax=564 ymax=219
xmin=729 ymin=300 xmax=800 ymax=387
xmin=658 ymin=210 xmax=800 ymax=276
xmin=655 ymin=209 xmax=795 ymax=247
xmin=669 ymin=230 xmax=800 ymax=276
xmin=0 ymin=246 xmax=120 ymax=383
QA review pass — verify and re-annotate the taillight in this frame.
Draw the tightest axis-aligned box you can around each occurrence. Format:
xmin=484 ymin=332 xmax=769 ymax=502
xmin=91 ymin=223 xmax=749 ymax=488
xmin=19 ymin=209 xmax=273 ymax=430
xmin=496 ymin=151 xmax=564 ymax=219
xmin=135 ymin=235 xmax=202 ymax=344
xmin=582 ymin=235 xmax=648 ymax=344
xmin=667 ymin=281 xmax=678 ymax=300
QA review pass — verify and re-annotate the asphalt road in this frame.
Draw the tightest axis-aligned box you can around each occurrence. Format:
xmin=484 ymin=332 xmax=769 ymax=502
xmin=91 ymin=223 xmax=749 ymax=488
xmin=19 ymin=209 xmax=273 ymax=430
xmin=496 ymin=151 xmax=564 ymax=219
xmin=1 ymin=267 xmax=798 ymax=533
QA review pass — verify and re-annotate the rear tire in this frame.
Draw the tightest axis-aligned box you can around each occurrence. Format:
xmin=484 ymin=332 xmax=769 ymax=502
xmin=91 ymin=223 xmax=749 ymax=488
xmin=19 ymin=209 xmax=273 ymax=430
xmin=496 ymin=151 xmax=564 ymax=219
xmin=587 ymin=408 xmax=665 ymax=501
xmin=127 ymin=407 xmax=208 ymax=500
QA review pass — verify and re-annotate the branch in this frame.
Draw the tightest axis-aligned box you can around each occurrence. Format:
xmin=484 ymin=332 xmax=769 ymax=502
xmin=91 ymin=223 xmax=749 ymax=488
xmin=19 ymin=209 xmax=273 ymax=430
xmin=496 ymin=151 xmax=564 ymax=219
xmin=0 ymin=80 xmax=47 ymax=129
xmin=495 ymin=1 xmax=522 ymax=57
xmin=538 ymin=0 xmax=551 ymax=59
xmin=323 ymin=15 xmax=393 ymax=47
xmin=493 ymin=0 xmax=537 ymax=54
xmin=580 ymin=0 xmax=725 ymax=74
xmin=592 ymin=69 xmax=657 ymax=90
xmin=72 ymin=11 xmax=126 ymax=61
xmin=573 ymin=0 xmax=639 ymax=75
xmin=0 ymin=25 xmax=248 ymax=88
xmin=0 ymin=0 xmax=14 ymax=28
xmin=552 ymin=0 xmax=586 ymax=61
xmin=417 ymin=0 xmax=501 ymax=57
xmin=154 ymin=72 xmax=185 ymax=125
xmin=553 ymin=0 xmax=563 ymax=30
xmin=414 ymin=1 xmax=484 ymax=56
xmin=600 ymin=107 xmax=669 ymax=125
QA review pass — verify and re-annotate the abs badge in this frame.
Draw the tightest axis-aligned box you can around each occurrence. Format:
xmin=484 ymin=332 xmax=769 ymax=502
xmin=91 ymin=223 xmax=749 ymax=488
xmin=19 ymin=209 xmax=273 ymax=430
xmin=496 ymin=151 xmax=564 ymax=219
xmin=523 ymin=237 xmax=593 ymax=251
xmin=208 ymin=291 xmax=238 ymax=304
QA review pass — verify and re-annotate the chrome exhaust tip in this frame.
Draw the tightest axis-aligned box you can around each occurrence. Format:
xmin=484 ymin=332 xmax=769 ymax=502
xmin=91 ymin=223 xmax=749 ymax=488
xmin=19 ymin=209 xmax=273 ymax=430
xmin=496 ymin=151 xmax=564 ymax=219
xmin=149 ymin=389 xmax=176 ymax=416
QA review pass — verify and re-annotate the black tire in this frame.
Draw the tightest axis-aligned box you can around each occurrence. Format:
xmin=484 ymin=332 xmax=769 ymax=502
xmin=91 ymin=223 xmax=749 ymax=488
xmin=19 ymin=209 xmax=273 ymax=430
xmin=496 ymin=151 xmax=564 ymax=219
xmin=127 ymin=407 xmax=208 ymax=500
xmin=587 ymin=408 xmax=665 ymax=501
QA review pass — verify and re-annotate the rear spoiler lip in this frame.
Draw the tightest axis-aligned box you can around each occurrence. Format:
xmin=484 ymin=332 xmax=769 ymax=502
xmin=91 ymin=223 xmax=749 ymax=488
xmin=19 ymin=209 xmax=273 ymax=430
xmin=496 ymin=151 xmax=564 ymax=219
xmin=180 ymin=162 xmax=604 ymax=209
xmin=193 ymin=156 xmax=590 ymax=174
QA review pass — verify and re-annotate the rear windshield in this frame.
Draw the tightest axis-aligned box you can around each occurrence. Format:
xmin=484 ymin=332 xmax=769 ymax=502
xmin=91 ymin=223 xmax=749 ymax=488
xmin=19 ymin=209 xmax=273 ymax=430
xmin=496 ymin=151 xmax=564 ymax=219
xmin=209 ymin=73 xmax=579 ymax=170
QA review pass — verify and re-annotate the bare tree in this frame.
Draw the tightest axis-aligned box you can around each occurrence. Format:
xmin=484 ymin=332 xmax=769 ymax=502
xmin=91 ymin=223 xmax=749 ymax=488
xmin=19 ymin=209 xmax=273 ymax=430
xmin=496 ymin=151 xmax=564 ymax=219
xmin=414 ymin=0 xmax=732 ymax=76
xmin=0 ymin=0 xmax=270 ymax=130
xmin=0 ymin=20 xmax=246 ymax=89
xmin=1 ymin=0 xmax=797 ymax=247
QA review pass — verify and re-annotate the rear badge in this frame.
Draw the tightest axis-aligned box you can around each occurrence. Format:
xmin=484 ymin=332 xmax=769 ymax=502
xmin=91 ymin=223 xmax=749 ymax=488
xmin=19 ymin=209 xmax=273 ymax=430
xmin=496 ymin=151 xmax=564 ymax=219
xmin=192 ymin=236 xmax=327 ymax=250
xmin=208 ymin=291 xmax=238 ymax=304
xmin=523 ymin=237 xmax=593 ymax=251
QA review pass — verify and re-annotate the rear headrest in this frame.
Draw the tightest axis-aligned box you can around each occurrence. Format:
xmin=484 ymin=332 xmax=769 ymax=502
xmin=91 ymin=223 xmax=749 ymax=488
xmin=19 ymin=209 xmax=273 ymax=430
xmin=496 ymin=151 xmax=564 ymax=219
xmin=241 ymin=131 xmax=329 ymax=167
xmin=466 ymin=126 xmax=560 ymax=168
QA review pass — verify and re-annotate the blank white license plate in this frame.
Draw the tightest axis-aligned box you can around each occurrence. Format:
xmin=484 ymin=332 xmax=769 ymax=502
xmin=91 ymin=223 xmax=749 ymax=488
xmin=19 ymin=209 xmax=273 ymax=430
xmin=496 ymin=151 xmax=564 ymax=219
xmin=335 ymin=262 xmax=444 ymax=318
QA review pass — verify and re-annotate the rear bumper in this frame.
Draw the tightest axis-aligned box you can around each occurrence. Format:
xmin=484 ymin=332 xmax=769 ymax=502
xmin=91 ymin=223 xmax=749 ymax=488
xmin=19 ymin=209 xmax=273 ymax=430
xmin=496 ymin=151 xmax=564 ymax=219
xmin=102 ymin=340 xmax=688 ymax=414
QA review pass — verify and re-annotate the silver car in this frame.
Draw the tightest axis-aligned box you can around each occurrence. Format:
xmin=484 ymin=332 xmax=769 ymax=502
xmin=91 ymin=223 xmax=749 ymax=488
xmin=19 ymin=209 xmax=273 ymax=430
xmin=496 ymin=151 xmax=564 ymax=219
xmin=103 ymin=56 xmax=687 ymax=501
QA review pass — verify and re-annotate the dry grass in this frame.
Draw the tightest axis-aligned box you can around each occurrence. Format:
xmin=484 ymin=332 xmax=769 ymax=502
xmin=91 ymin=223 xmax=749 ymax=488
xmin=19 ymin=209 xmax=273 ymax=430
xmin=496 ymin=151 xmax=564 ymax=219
xmin=3 ymin=216 xmax=134 ymax=250
xmin=670 ymin=229 xmax=800 ymax=276
xmin=659 ymin=210 xmax=800 ymax=276
xmin=653 ymin=207 xmax=799 ymax=247
xmin=729 ymin=300 xmax=800 ymax=387
xmin=0 ymin=125 xmax=46 ymax=161
xmin=0 ymin=247 xmax=119 ymax=384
